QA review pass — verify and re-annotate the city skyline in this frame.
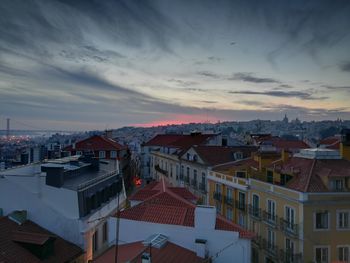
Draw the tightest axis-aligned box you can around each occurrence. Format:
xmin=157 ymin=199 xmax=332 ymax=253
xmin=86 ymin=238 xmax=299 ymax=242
xmin=1 ymin=0 xmax=350 ymax=130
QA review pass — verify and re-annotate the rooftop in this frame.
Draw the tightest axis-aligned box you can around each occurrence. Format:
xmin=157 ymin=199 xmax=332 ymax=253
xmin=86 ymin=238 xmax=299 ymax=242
xmin=121 ymin=180 xmax=254 ymax=239
xmin=64 ymin=135 xmax=126 ymax=152
xmin=294 ymin=148 xmax=341 ymax=159
xmin=93 ymin=240 xmax=205 ymax=263
xmin=0 ymin=216 xmax=83 ymax=263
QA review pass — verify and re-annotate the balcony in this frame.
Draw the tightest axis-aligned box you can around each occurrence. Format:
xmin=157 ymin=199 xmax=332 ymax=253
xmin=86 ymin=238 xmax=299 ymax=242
xmin=248 ymin=205 xmax=262 ymax=220
xmin=262 ymin=211 xmax=278 ymax=227
xmin=254 ymin=235 xmax=303 ymax=263
xmin=154 ymin=164 xmax=168 ymax=177
xmin=213 ymin=192 xmax=222 ymax=201
xmin=191 ymin=179 xmax=198 ymax=189
xmin=224 ymin=196 xmax=233 ymax=206
xmin=280 ymin=218 xmax=298 ymax=237
xmin=235 ymin=200 xmax=246 ymax=212
xmin=199 ymin=183 xmax=206 ymax=193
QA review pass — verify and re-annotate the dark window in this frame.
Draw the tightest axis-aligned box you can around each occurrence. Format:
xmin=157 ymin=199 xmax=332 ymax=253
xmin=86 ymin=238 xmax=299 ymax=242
xmin=280 ymin=174 xmax=293 ymax=185
xmin=236 ymin=171 xmax=246 ymax=178
xmin=93 ymin=231 xmax=98 ymax=252
xmin=267 ymin=171 xmax=273 ymax=183
xmin=102 ymin=222 xmax=108 ymax=243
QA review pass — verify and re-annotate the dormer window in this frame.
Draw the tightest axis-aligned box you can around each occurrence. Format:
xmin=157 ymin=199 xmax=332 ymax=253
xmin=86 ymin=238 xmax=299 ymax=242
xmin=331 ymin=179 xmax=345 ymax=191
xmin=187 ymin=153 xmax=191 ymax=161
xmin=193 ymin=154 xmax=198 ymax=162
xmin=234 ymin=152 xmax=243 ymax=160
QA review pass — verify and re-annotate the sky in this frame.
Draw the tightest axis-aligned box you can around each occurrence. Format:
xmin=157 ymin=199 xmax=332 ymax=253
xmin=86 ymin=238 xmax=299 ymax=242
xmin=0 ymin=0 xmax=350 ymax=130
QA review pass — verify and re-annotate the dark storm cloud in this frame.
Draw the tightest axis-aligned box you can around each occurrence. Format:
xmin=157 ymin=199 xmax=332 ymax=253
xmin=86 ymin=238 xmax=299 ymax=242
xmin=230 ymin=73 xmax=280 ymax=83
xmin=339 ymin=61 xmax=350 ymax=72
xmin=229 ymin=90 xmax=328 ymax=100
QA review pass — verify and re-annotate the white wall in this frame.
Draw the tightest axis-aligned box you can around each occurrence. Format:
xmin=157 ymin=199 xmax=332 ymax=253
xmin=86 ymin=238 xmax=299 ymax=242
xmin=108 ymin=218 xmax=251 ymax=263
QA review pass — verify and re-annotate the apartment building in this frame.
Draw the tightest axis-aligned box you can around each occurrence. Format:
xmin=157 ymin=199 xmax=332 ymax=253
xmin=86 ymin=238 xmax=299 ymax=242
xmin=0 ymin=155 xmax=125 ymax=262
xmin=141 ymin=132 xmax=221 ymax=181
xmin=207 ymin=131 xmax=350 ymax=263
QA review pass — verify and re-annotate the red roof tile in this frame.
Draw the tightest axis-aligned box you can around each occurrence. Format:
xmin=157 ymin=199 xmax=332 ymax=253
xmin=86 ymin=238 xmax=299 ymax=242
xmin=129 ymin=182 xmax=198 ymax=202
xmin=121 ymin=188 xmax=253 ymax=239
xmin=189 ymin=146 xmax=258 ymax=166
xmin=64 ymin=135 xmax=126 ymax=152
xmin=213 ymin=157 xmax=259 ymax=172
xmin=144 ymin=134 xmax=215 ymax=150
xmin=272 ymin=157 xmax=350 ymax=192
xmin=0 ymin=217 xmax=83 ymax=263
xmin=93 ymin=241 xmax=205 ymax=263
xmin=319 ymin=136 xmax=341 ymax=150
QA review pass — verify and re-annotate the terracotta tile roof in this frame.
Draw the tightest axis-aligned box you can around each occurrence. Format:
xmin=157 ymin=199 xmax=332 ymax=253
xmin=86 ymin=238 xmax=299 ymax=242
xmin=64 ymin=135 xmax=126 ymax=152
xmin=0 ymin=217 xmax=83 ymax=263
xmin=260 ymin=137 xmax=309 ymax=151
xmin=93 ymin=241 xmax=205 ymax=263
xmin=190 ymin=146 xmax=258 ymax=166
xmin=272 ymin=157 xmax=350 ymax=192
xmin=129 ymin=182 xmax=197 ymax=202
xmin=319 ymin=136 xmax=340 ymax=150
xmin=121 ymin=187 xmax=253 ymax=239
xmin=144 ymin=134 xmax=215 ymax=150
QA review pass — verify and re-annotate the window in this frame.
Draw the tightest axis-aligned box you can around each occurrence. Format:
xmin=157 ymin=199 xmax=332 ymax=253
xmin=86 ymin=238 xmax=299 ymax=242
xmin=226 ymin=207 xmax=233 ymax=221
xmin=315 ymin=247 xmax=329 ymax=263
xmin=267 ymin=170 xmax=273 ymax=183
xmin=193 ymin=154 xmax=198 ymax=162
xmin=285 ymin=238 xmax=295 ymax=263
xmin=315 ymin=211 xmax=329 ymax=230
xmin=338 ymin=246 xmax=349 ymax=262
xmin=337 ymin=211 xmax=349 ymax=229
xmin=110 ymin=151 xmax=117 ymax=158
xmin=215 ymin=183 xmax=221 ymax=194
xmin=102 ymin=222 xmax=108 ymax=243
xmin=252 ymin=247 xmax=259 ymax=263
xmin=92 ymin=231 xmax=98 ymax=252
xmin=252 ymin=194 xmax=260 ymax=217
xmin=99 ymin=151 xmax=106 ymax=158
xmin=227 ymin=188 xmax=233 ymax=199
xmin=281 ymin=174 xmax=293 ymax=185
xmin=176 ymin=165 xmax=179 ymax=180
xmin=187 ymin=167 xmax=190 ymax=177
xmin=180 ymin=165 xmax=184 ymax=178
xmin=238 ymin=192 xmax=245 ymax=210
xmin=76 ymin=150 xmax=82 ymax=155
xmin=331 ymin=179 xmax=345 ymax=191
xmin=193 ymin=169 xmax=197 ymax=182
xmin=267 ymin=229 xmax=275 ymax=248
xmin=267 ymin=200 xmax=276 ymax=222
xmin=216 ymin=201 xmax=221 ymax=214
xmin=170 ymin=163 xmax=173 ymax=177
xmin=236 ymin=171 xmax=246 ymax=178
xmin=238 ymin=211 xmax=245 ymax=227
xmin=285 ymin=206 xmax=295 ymax=230
xmin=187 ymin=153 xmax=191 ymax=160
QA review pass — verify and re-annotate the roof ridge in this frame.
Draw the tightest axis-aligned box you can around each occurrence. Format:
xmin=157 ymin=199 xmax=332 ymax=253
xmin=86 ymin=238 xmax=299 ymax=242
xmin=304 ymin=158 xmax=317 ymax=192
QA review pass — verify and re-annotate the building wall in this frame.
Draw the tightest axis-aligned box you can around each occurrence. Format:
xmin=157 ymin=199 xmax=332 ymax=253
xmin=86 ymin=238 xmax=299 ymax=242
xmin=303 ymin=193 xmax=350 ymax=263
xmin=108 ymin=218 xmax=251 ymax=263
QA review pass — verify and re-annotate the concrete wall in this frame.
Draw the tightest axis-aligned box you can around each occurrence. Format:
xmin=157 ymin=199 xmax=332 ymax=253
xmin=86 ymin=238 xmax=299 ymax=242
xmin=108 ymin=218 xmax=251 ymax=263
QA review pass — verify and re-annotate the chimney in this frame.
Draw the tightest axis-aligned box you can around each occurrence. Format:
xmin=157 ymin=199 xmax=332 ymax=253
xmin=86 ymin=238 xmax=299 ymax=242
xmin=72 ymin=143 xmax=76 ymax=150
xmin=195 ymin=205 xmax=216 ymax=230
xmin=195 ymin=239 xmax=207 ymax=258
xmin=141 ymin=252 xmax=151 ymax=263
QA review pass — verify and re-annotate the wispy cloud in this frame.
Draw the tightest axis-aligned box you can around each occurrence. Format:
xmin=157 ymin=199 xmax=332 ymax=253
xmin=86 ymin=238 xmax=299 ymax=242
xmin=229 ymin=90 xmax=328 ymax=100
xmin=230 ymin=72 xmax=280 ymax=83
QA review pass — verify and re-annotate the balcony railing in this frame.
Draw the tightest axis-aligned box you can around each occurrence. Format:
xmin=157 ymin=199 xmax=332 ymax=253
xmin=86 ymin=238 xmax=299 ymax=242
xmin=280 ymin=218 xmax=298 ymax=237
xmin=248 ymin=204 xmax=262 ymax=220
xmin=213 ymin=192 xmax=222 ymax=201
xmin=224 ymin=196 xmax=233 ymax=206
xmin=253 ymin=235 xmax=303 ymax=263
xmin=235 ymin=200 xmax=246 ymax=212
xmin=191 ymin=179 xmax=198 ymax=189
xmin=262 ymin=211 xmax=278 ymax=227
xmin=199 ymin=183 xmax=206 ymax=193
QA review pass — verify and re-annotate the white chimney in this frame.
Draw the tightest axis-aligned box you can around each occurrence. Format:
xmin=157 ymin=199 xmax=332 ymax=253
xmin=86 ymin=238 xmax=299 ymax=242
xmin=195 ymin=205 xmax=216 ymax=230
xmin=141 ymin=252 xmax=151 ymax=263
xmin=195 ymin=239 xmax=207 ymax=258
